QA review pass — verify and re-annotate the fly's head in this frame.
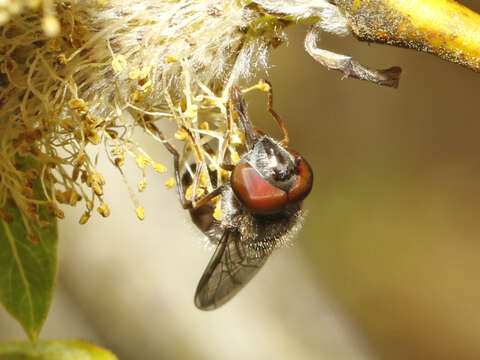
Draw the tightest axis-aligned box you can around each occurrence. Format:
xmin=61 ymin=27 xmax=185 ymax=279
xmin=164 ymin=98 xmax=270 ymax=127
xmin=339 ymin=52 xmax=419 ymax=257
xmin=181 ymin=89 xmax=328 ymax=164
xmin=230 ymin=136 xmax=313 ymax=216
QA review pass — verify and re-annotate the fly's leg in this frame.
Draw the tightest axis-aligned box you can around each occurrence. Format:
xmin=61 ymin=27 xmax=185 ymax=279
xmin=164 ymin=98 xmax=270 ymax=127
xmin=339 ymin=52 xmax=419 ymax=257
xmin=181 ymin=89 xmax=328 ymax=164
xmin=145 ymin=122 xmax=224 ymax=210
xmin=230 ymin=86 xmax=260 ymax=150
xmin=218 ymin=96 xmax=234 ymax=172
xmin=180 ymin=126 xmax=229 ymax=209
xmin=181 ymin=126 xmax=207 ymax=208
xmin=261 ymin=79 xmax=289 ymax=146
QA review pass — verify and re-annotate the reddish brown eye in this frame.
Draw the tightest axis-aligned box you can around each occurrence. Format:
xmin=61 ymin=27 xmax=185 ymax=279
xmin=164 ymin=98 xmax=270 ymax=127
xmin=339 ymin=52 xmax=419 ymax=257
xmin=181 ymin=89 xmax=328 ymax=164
xmin=231 ymin=162 xmax=288 ymax=213
xmin=287 ymin=153 xmax=313 ymax=203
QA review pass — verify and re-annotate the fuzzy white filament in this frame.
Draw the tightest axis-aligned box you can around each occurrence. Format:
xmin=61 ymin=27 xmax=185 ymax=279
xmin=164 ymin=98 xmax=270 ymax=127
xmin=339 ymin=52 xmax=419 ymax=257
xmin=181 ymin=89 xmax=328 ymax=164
xmin=0 ymin=0 xmax=347 ymax=225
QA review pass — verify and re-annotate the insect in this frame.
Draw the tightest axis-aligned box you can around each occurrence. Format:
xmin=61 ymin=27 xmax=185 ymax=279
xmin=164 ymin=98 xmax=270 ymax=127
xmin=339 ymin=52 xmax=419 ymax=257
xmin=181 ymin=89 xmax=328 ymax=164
xmin=147 ymin=81 xmax=313 ymax=310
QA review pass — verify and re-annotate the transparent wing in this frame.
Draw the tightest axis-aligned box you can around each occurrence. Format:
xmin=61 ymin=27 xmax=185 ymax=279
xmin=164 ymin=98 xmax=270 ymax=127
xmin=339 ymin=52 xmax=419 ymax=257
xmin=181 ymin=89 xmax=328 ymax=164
xmin=194 ymin=230 xmax=270 ymax=310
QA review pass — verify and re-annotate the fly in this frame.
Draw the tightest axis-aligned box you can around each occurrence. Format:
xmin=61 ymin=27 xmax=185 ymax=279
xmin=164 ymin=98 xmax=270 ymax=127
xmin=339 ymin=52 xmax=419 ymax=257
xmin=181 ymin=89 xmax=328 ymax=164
xmin=147 ymin=80 xmax=313 ymax=310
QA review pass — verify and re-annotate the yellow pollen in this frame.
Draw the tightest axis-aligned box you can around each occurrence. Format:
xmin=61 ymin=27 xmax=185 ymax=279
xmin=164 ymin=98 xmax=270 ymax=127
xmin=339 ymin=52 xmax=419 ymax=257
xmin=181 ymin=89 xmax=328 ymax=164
xmin=153 ymin=163 xmax=167 ymax=173
xmin=136 ymin=155 xmax=152 ymax=169
xmin=136 ymin=206 xmax=145 ymax=220
xmin=128 ymin=69 xmax=140 ymax=79
xmin=112 ymin=54 xmax=128 ymax=73
xmin=184 ymin=105 xmax=198 ymax=118
xmin=199 ymin=121 xmax=209 ymax=130
xmin=255 ymin=79 xmax=270 ymax=92
xmin=79 ymin=212 xmax=90 ymax=224
xmin=164 ymin=55 xmax=178 ymax=63
xmin=213 ymin=206 xmax=222 ymax=221
xmin=165 ymin=177 xmax=175 ymax=189
xmin=97 ymin=204 xmax=110 ymax=217
xmin=69 ymin=98 xmax=88 ymax=113
xmin=174 ymin=129 xmax=189 ymax=141
xmin=230 ymin=151 xmax=241 ymax=164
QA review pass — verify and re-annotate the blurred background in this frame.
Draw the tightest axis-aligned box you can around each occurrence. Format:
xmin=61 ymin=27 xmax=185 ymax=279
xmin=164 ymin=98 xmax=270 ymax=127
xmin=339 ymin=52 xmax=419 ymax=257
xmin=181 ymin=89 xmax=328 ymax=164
xmin=2 ymin=1 xmax=480 ymax=358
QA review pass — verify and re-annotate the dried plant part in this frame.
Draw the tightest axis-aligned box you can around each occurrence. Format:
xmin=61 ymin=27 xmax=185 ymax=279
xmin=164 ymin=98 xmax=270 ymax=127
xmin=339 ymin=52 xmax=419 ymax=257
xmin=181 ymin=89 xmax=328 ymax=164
xmin=304 ymin=28 xmax=402 ymax=88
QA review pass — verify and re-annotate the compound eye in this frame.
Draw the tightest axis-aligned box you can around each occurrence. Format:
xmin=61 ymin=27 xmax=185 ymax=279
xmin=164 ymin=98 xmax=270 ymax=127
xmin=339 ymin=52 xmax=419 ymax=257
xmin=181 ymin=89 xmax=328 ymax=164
xmin=231 ymin=162 xmax=287 ymax=213
xmin=287 ymin=154 xmax=313 ymax=203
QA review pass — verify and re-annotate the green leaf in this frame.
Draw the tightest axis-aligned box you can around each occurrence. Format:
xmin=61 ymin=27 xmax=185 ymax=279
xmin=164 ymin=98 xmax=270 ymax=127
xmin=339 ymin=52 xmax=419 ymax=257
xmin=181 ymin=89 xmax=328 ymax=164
xmin=0 ymin=158 xmax=58 ymax=343
xmin=0 ymin=340 xmax=118 ymax=360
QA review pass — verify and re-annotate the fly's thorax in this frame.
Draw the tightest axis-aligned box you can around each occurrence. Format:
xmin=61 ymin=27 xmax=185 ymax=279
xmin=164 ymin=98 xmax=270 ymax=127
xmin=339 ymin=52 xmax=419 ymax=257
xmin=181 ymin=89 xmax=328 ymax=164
xmin=240 ymin=203 xmax=305 ymax=252
xmin=220 ymin=182 xmax=304 ymax=248
xmin=244 ymin=136 xmax=297 ymax=191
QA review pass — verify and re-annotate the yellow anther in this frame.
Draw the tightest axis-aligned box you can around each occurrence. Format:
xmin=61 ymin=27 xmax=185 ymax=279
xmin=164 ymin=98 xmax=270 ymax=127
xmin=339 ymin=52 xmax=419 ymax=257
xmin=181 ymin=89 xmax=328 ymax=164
xmin=97 ymin=203 xmax=110 ymax=217
xmin=185 ymin=185 xmax=193 ymax=200
xmin=199 ymin=121 xmax=210 ymax=130
xmin=255 ymin=79 xmax=271 ymax=92
xmin=60 ymin=118 xmax=75 ymax=131
xmin=112 ymin=54 xmax=128 ymax=73
xmin=93 ymin=173 xmax=105 ymax=185
xmin=174 ymin=129 xmax=189 ymax=141
xmin=55 ymin=190 xmax=66 ymax=203
xmin=138 ymin=180 xmax=147 ymax=192
xmin=139 ymin=78 xmax=152 ymax=91
xmin=27 ymin=0 xmax=41 ymax=8
xmin=55 ymin=208 xmax=65 ymax=219
xmin=153 ymin=163 xmax=167 ymax=173
xmin=184 ymin=105 xmax=198 ymax=118
xmin=86 ymin=200 xmax=94 ymax=211
xmin=92 ymin=183 xmax=103 ymax=196
xmin=165 ymin=177 xmax=175 ymax=189
xmin=86 ymin=129 xmax=101 ymax=145
xmin=230 ymin=133 xmax=244 ymax=145
xmin=57 ymin=54 xmax=67 ymax=65
xmin=220 ymin=169 xmax=230 ymax=180
xmin=136 ymin=155 xmax=152 ymax=169
xmin=79 ymin=212 xmax=90 ymax=224
xmin=128 ymin=68 xmax=140 ymax=79
xmin=200 ymin=172 xmax=208 ymax=186
xmin=131 ymin=90 xmax=142 ymax=102
xmin=69 ymin=98 xmax=88 ymax=113
xmin=73 ymin=154 xmax=86 ymax=166
xmin=213 ymin=206 xmax=222 ymax=221
xmin=136 ymin=206 xmax=145 ymax=220
xmin=138 ymin=68 xmax=150 ymax=79
xmin=185 ymin=185 xmax=205 ymax=200
xmin=230 ymin=151 xmax=241 ymax=164
xmin=164 ymin=55 xmax=178 ymax=64
xmin=66 ymin=190 xmax=81 ymax=206
xmin=210 ymin=195 xmax=220 ymax=206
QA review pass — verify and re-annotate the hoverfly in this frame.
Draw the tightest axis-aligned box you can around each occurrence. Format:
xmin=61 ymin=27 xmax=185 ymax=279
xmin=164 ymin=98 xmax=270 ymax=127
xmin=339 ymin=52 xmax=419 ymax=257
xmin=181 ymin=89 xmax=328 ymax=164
xmin=148 ymin=81 xmax=313 ymax=310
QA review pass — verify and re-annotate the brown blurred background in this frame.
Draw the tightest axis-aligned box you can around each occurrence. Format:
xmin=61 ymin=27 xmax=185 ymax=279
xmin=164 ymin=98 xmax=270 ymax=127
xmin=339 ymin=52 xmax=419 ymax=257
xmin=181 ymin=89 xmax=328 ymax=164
xmin=2 ymin=1 xmax=480 ymax=359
